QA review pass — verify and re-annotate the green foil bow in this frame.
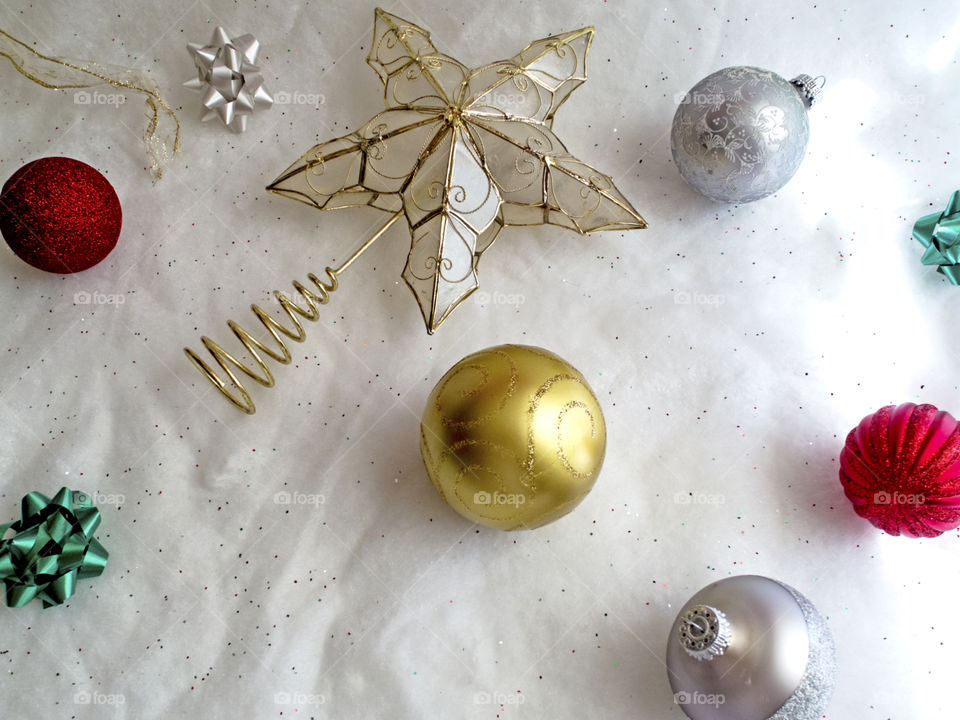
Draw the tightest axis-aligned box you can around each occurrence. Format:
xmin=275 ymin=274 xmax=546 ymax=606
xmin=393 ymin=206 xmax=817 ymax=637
xmin=914 ymin=190 xmax=960 ymax=284
xmin=0 ymin=487 xmax=108 ymax=608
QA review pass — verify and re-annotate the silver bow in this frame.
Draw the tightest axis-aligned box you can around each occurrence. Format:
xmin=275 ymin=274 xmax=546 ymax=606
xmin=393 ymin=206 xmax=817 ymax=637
xmin=184 ymin=27 xmax=273 ymax=133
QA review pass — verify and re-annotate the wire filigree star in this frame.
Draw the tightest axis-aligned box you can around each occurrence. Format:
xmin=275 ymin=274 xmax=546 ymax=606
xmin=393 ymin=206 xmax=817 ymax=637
xmin=267 ymin=8 xmax=646 ymax=333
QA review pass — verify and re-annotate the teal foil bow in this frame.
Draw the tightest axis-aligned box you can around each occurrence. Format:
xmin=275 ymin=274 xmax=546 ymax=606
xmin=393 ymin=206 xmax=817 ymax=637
xmin=914 ymin=190 xmax=960 ymax=284
xmin=0 ymin=487 xmax=108 ymax=608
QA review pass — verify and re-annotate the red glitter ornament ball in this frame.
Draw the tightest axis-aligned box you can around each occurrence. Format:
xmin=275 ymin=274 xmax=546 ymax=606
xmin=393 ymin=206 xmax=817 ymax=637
xmin=839 ymin=403 xmax=960 ymax=538
xmin=0 ymin=157 xmax=122 ymax=273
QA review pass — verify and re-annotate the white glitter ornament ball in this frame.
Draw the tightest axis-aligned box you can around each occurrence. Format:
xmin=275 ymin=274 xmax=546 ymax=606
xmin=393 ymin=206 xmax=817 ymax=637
xmin=670 ymin=67 xmax=822 ymax=203
xmin=666 ymin=575 xmax=836 ymax=720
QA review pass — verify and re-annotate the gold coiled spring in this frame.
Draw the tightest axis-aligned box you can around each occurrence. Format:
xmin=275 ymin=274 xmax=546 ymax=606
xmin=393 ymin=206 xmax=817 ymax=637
xmin=184 ymin=211 xmax=402 ymax=414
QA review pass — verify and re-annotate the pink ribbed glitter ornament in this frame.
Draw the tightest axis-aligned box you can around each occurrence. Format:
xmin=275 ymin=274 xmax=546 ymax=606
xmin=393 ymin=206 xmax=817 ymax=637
xmin=839 ymin=403 xmax=960 ymax=538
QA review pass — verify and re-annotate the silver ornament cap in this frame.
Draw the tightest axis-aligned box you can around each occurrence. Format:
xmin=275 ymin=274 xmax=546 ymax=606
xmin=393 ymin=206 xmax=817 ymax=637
xmin=678 ymin=605 xmax=733 ymax=661
xmin=666 ymin=575 xmax=836 ymax=720
xmin=789 ymin=74 xmax=825 ymax=108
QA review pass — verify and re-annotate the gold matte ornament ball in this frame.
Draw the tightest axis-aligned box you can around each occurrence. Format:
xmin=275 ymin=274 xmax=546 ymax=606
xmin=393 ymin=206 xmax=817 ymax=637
xmin=420 ymin=344 xmax=606 ymax=530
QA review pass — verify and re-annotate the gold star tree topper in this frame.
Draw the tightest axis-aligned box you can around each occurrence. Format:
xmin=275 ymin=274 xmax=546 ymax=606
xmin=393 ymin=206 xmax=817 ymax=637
xmin=267 ymin=8 xmax=646 ymax=333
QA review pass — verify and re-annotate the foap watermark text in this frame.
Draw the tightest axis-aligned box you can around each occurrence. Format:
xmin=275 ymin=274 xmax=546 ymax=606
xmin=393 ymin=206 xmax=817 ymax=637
xmin=75 ymin=291 xmax=125 ymax=306
xmin=274 ymin=491 xmax=325 ymax=507
xmin=473 ymin=490 xmax=526 ymax=507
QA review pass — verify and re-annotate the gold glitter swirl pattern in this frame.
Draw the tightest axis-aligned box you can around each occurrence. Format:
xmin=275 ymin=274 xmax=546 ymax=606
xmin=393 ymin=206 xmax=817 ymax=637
xmin=556 ymin=400 xmax=598 ymax=479
xmin=420 ymin=344 xmax=605 ymax=530
xmin=431 ymin=350 xmax=520 ymax=429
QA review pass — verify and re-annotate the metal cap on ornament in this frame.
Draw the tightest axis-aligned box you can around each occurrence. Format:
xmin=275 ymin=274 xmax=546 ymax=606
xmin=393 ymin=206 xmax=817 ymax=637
xmin=789 ymin=74 xmax=826 ymax=108
xmin=677 ymin=605 xmax=732 ymax=661
xmin=665 ymin=575 xmax=836 ymax=720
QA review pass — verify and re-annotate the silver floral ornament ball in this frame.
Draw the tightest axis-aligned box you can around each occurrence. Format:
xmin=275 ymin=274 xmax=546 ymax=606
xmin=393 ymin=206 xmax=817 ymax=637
xmin=670 ymin=67 xmax=822 ymax=203
xmin=666 ymin=575 xmax=836 ymax=720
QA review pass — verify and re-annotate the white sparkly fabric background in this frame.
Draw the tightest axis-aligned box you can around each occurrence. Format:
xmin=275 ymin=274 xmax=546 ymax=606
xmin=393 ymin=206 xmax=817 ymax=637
xmin=1 ymin=1 xmax=957 ymax=718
